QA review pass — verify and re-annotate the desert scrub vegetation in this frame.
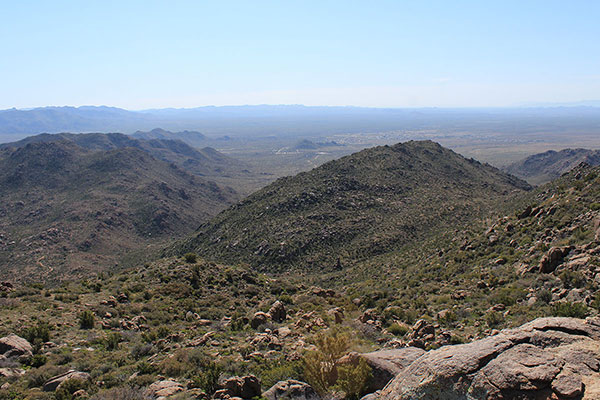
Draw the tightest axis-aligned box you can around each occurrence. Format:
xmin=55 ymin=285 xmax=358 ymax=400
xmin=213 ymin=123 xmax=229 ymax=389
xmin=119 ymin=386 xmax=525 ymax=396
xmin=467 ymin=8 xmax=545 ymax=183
xmin=303 ymin=329 xmax=371 ymax=399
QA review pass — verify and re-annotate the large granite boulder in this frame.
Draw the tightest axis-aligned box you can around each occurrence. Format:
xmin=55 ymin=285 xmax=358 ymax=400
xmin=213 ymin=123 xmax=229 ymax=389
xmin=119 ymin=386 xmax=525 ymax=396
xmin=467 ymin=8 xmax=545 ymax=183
xmin=375 ymin=317 xmax=600 ymax=400
xmin=43 ymin=370 xmax=91 ymax=392
xmin=0 ymin=334 xmax=32 ymax=359
xmin=144 ymin=379 xmax=185 ymax=398
xmin=263 ymin=380 xmax=320 ymax=400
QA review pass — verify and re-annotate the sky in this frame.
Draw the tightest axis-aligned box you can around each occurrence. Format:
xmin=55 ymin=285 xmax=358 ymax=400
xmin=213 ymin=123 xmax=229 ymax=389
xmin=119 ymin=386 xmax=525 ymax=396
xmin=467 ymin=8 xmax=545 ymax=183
xmin=1 ymin=0 xmax=599 ymax=109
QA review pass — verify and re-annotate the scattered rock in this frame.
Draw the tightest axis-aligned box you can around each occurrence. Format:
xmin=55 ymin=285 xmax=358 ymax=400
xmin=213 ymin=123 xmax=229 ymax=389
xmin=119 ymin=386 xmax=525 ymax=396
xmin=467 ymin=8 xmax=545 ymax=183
xmin=263 ymin=380 xmax=320 ymax=400
xmin=0 ymin=368 xmax=25 ymax=378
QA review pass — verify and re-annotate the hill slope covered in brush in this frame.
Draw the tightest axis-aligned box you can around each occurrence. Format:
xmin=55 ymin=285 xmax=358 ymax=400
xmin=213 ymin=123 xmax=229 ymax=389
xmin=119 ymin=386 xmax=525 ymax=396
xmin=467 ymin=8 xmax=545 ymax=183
xmin=0 ymin=140 xmax=237 ymax=281
xmin=0 ymin=132 xmax=257 ymax=191
xmin=505 ymin=148 xmax=600 ymax=185
xmin=171 ymin=141 xmax=531 ymax=271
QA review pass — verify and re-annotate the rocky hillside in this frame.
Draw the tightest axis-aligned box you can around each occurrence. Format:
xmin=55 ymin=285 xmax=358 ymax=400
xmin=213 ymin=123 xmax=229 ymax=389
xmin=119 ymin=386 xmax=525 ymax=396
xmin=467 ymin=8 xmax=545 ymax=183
xmin=505 ymin=148 xmax=600 ymax=185
xmin=132 ymin=128 xmax=206 ymax=146
xmin=0 ymin=140 xmax=237 ymax=281
xmin=171 ymin=141 xmax=531 ymax=272
xmin=0 ymin=132 xmax=260 ymax=193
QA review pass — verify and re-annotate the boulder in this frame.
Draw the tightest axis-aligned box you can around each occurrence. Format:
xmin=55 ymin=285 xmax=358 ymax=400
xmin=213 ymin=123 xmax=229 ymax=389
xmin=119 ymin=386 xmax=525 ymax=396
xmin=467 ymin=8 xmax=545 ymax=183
xmin=145 ymin=379 xmax=185 ymax=398
xmin=327 ymin=307 xmax=344 ymax=324
xmin=251 ymin=312 xmax=269 ymax=329
xmin=263 ymin=380 xmax=320 ymax=400
xmin=358 ymin=308 xmax=378 ymax=323
xmin=375 ymin=317 xmax=600 ymax=400
xmin=43 ymin=370 xmax=91 ymax=392
xmin=0 ymin=334 xmax=32 ymax=359
xmin=217 ymin=375 xmax=261 ymax=399
xmin=539 ymin=246 xmax=571 ymax=273
xmin=340 ymin=347 xmax=425 ymax=392
xmin=269 ymin=301 xmax=286 ymax=323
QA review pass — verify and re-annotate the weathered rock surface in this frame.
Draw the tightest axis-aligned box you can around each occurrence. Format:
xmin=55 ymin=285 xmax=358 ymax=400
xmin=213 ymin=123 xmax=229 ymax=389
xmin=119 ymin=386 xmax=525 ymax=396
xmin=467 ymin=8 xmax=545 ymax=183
xmin=340 ymin=348 xmax=425 ymax=392
xmin=251 ymin=312 xmax=269 ymax=329
xmin=269 ymin=301 xmax=287 ymax=323
xmin=145 ymin=379 xmax=185 ymax=398
xmin=539 ymin=246 xmax=571 ymax=273
xmin=0 ymin=334 xmax=32 ymax=359
xmin=263 ymin=380 xmax=320 ymax=400
xmin=215 ymin=375 xmax=261 ymax=399
xmin=376 ymin=317 xmax=600 ymax=400
xmin=43 ymin=370 xmax=91 ymax=392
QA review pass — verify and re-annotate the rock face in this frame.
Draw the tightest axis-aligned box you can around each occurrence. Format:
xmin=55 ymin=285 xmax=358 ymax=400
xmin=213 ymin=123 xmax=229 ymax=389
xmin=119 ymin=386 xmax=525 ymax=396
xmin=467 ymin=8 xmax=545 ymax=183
xmin=263 ymin=380 xmax=320 ymax=400
xmin=43 ymin=370 xmax=91 ymax=392
xmin=341 ymin=348 xmax=426 ymax=393
xmin=0 ymin=334 xmax=32 ymax=359
xmin=376 ymin=317 xmax=600 ymax=400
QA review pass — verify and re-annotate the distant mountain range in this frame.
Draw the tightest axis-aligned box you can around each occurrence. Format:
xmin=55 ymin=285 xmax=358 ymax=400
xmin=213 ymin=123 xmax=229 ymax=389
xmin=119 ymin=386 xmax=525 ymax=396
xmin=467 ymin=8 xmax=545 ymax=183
xmin=2 ymin=105 xmax=600 ymax=140
xmin=505 ymin=148 xmax=600 ymax=184
xmin=1 ymin=132 xmax=252 ymax=184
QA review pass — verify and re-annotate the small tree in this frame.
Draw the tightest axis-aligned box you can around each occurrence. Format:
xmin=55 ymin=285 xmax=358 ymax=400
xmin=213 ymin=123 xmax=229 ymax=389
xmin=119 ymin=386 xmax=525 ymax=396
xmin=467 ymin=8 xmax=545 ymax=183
xmin=184 ymin=253 xmax=198 ymax=263
xmin=79 ymin=310 xmax=95 ymax=329
xmin=303 ymin=329 xmax=371 ymax=398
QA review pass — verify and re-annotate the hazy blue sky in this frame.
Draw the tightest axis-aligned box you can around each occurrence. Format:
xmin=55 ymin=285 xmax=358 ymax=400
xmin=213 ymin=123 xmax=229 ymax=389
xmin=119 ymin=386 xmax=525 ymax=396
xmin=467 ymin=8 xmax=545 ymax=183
xmin=2 ymin=1 xmax=599 ymax=109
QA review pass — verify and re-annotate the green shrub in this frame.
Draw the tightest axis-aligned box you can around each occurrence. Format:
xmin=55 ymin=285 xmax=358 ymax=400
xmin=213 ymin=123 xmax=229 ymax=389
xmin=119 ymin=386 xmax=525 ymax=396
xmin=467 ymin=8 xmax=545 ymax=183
xmin=387 ymin=323 xmax=409 ymax=337
xmin=105 ymin=332 xmax=121 ymax=351
xmin=27 ymin=354 xmax=47 ymax=368
xmin=190 ymin=361 xmax=222 ymax=396
xmin=552 ymin=302 xmax=589 ymax=318
xmin=334 ymin=357 xmax=371 ymax=400
xmin=184 ymin=253 xmax=198 ymax=263
xmin=537 ymin=289 xmax=552 ymax=304
xmin=136 ymin=361 xmax=156 ymax=375
xmin=22 ymin=322 xmax=51 ymax=347
xmin=55 ymin=378 xmax=91 ymax=400
xmin=485 ymin=311 xmax=503 ymax=328
xmin=303 ymin=329 xmax=369 ymax=397
xmin=559 ymin=270 xmax=585 ymax=289
xmin=79 ymin=310 xmax=95 ymax=329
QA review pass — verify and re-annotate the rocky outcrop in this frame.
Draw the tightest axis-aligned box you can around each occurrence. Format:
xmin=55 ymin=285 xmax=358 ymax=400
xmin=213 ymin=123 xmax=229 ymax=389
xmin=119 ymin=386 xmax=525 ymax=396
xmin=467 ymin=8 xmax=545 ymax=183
xmin=375 ymin=317 xmax=600 ymax=400
xmin=0 ymin=334 xmax=32 ymax=359
xmin=269 ymin=301 xmax=286 ymax=323
xmin=43 ymin=370 xmax=91 ymax=392
xmin=214 ymin=375 xmax=261 ymax=399
xmin=251 ymin=312 xmax=269 ymax=329
xmin=539 ymin=246 xmax=571 ymax=273
xmin=145 ymin=379 xmax=185 ymax=398
xmin=341 ymin=348 xmax=425 ymax=393
xmin=263 ymin=380 xmax=320 ymax=400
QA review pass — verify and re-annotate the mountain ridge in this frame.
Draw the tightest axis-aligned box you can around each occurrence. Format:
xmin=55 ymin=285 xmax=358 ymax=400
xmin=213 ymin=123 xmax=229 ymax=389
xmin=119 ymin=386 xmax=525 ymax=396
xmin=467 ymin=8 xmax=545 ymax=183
xmin=169 ymin=140 xmax=531 ymax=271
